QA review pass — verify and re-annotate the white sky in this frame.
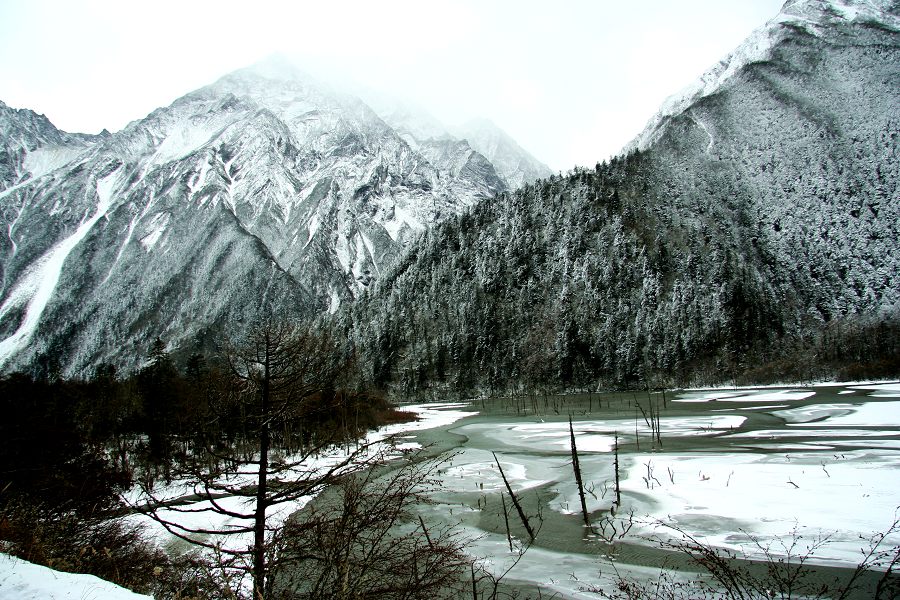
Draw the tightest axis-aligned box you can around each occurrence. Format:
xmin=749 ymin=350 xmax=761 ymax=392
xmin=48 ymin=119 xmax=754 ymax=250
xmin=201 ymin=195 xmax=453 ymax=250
xmin=0 ymin=0 xmax=785 ymax=171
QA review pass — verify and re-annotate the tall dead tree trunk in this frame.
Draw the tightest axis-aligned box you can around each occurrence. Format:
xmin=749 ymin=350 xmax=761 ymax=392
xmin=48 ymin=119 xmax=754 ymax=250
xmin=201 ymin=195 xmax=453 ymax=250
xmin=493 ymin=452 xmax=534 ymax=540
xmin=569 ymin=416 xmax=590 ymax=528
xmin=501 ymin=492 xmax=513 ymax=552
xmin=613 ymin=430 xmax=621 ymax=506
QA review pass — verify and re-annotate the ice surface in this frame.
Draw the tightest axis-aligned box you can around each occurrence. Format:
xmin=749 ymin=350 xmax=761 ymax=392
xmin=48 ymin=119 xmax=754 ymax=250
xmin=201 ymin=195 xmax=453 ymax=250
xmin=674 ymin=389 xmax=816 ymax=403
xmin=437 ymin=450 xmax=548 ymax=493
xmin=775 ymin=401 xmax=900 ymax=426
xmin=619 ymin=449 xmax=900 ymax=566
xmin=851 ymin=382 xmax=900 ymax=398
xmin=728 ymin=428 xmax=900 ymax=438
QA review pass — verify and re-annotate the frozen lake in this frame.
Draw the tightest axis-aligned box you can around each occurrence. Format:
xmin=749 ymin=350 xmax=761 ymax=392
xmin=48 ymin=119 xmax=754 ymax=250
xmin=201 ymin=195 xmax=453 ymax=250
xmin=406 ymin=382 xmax=900 ymax=598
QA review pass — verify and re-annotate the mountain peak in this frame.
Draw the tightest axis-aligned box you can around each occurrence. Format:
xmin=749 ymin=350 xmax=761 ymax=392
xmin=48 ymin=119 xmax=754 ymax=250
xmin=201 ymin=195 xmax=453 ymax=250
xmin=781 ymin=0 xmax=899 ymax=23
xmin=626 ymin=0 xmax=898 ymax=153
xmin=778 ymin=0 xmax=900 ymax=30
xmin=239 ymin=54 xmax=314 ymax=82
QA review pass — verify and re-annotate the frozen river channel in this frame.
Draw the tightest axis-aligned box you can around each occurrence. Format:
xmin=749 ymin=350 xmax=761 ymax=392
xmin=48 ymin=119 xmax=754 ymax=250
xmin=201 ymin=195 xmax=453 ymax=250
xmin=405 ymin=382 xmax=900 ymax=598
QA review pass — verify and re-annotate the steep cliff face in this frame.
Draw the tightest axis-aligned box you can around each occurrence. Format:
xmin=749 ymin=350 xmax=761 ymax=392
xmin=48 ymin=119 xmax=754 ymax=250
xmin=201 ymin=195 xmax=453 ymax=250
xmin=339 ymin=0 xmax=900 ymax=393
xmin=0 ymin=59 xmax=510 ymax=375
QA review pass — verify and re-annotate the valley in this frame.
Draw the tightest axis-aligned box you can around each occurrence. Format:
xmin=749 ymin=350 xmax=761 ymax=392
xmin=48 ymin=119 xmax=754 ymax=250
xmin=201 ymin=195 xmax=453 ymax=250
xmin=0 ymin=0 xmax=898 ymax=597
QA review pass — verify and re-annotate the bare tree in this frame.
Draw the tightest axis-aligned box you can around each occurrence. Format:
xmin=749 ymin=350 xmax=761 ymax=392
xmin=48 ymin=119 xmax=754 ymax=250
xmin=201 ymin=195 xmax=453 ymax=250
xmin=136 ymin=321 xmax=390 ymax=599
xmin=274 ymin=454 xmax=469 ymax=599
xmin=568 ymin=415 xmax=590 ymax=528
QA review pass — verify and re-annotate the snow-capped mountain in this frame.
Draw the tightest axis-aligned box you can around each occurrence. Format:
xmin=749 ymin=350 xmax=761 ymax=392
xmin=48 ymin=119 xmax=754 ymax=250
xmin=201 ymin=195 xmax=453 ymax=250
xmin=0 ymin=58 xmax=514 ymax=375
xmin=373 ymin=99 xmax=552 ymax=190
xmin=338 ymin=0 xmax=900 ymax=392
xmin=451 ymin=118 xmax=554 ymax=190
xmin=0 ymin=99 xmax=102 ymax=189
xmin=627 ymin=0 xmax=900 ymax=152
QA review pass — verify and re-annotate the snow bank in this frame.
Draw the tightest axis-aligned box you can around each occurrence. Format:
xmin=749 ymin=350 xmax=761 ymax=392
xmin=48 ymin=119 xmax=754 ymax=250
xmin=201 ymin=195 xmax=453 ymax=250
xmin=0 ymin=553 xmax=151 ymax=600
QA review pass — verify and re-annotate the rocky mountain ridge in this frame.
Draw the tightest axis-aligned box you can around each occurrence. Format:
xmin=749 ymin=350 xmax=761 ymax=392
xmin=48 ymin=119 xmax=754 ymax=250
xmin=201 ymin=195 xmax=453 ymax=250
xmin=0 ymin=60 xmax=546 ymax=375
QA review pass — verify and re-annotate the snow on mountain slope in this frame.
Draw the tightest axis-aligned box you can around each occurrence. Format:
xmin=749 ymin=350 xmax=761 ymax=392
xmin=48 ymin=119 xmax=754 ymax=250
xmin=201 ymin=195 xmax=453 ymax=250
xmin=629 ymin=0 xmax=900 ymax=318
xmin=373 ymin=98 xmax=552 ymax=190
xmin=627 ymin=0 xmax=900 ymax=153
xmin=0 ymin=58 xmax=516 ymax=375
xmin=341 ymin=0 xmax=900 ymax=393
xmin=452 ymin=118 xmax=554 ymax=189
xmin=0 ymin=166 xmax=123 ymax=366
xmin=0 ymin=101 xmax=100 ymax=191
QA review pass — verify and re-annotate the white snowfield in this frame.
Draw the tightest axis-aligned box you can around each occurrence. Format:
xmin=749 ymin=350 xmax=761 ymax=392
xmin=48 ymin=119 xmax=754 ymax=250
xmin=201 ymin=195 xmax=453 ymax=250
xmin=0 ymin=553 xmax=151 ymax=600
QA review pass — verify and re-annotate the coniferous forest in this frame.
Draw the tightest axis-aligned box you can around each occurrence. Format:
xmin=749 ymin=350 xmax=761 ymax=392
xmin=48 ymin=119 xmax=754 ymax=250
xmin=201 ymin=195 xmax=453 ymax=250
xmin=340 ymin=147 xmax=899 ymax=397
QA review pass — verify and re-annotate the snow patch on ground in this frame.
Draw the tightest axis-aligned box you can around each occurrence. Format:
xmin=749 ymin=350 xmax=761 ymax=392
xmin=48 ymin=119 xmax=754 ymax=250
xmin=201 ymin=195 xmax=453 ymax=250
xmin=360 ymin=231 xmax=379 ymax=274
xmin=383 ymin=203 xmax=424 ymax=241
xmin=304 ymin=213 xmax=319 ymax=248
xmin=334 ymin=233 xmax=351 ymax=273
xmin=152 ymin=121 xmax=220 ymax=164
xmin=327 ymin=288 xmax=341 ymax=314
xmin=0 ymin=553 xmax=151 ymax=600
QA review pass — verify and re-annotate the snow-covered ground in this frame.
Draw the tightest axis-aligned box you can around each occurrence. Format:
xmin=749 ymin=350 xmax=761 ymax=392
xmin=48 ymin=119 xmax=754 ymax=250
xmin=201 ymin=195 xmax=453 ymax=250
xmin=126 ymin=402 xmax=477 ymax=552
xmin=0 ymin=553 xmax=151 ymax=600
xmin=0 ymin=402 xmax=476 ymax=600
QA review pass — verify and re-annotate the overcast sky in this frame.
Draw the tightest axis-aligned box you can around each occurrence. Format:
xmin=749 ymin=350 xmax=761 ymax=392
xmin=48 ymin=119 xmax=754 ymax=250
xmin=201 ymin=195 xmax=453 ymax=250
xmin=0 ymin=0 xmax=785 ymax=171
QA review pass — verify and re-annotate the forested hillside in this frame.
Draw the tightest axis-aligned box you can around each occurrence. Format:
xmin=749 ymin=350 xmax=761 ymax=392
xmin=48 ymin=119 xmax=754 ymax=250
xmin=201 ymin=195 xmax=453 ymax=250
xmin=337 ymin=5 xmax=900 ymax=395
